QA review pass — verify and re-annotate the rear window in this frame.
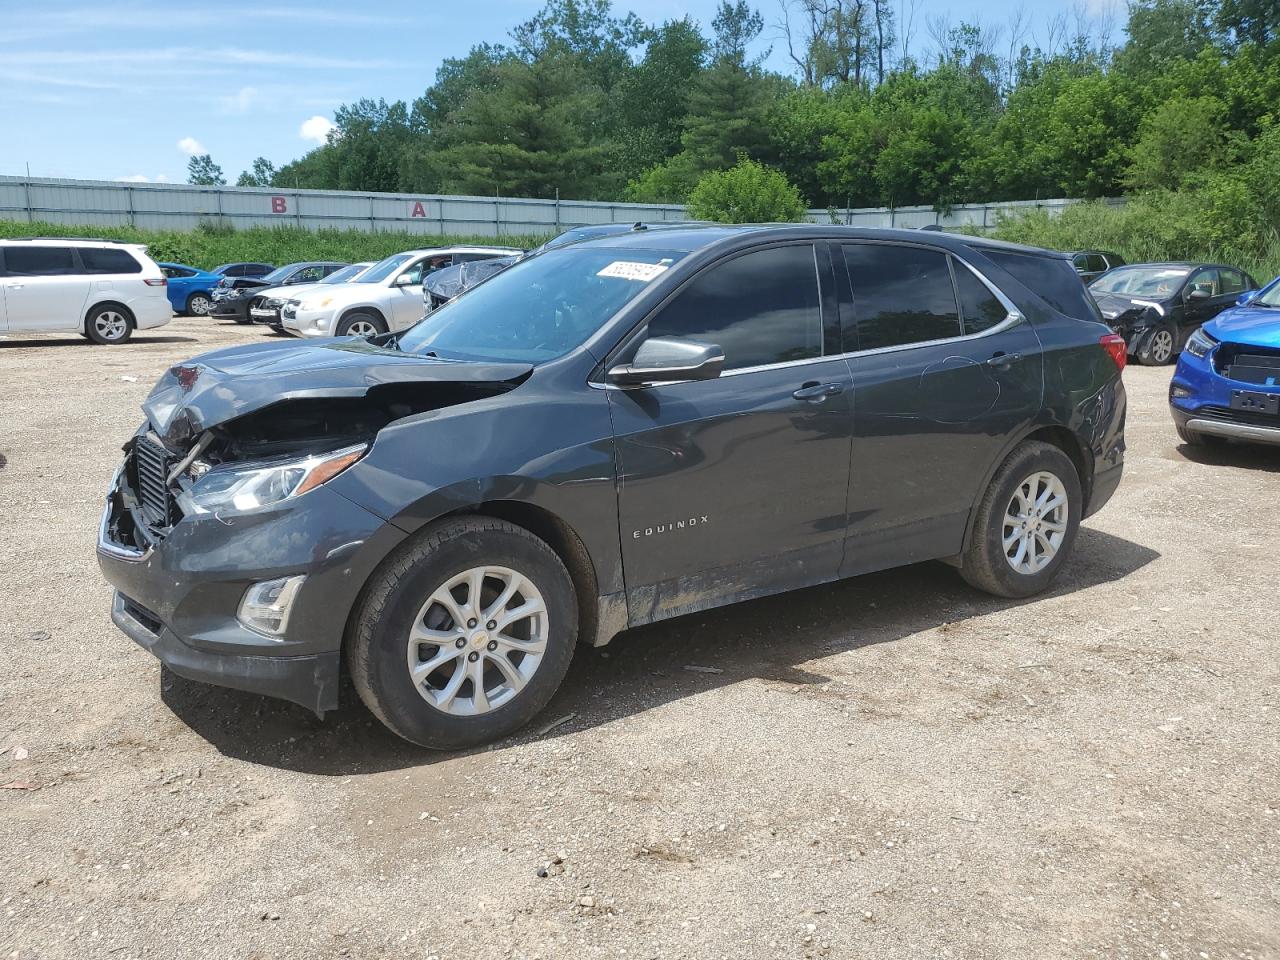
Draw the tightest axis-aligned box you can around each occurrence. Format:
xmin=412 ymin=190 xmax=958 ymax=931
xmin=78 ymin=247 xmax=142 ymax=274
xmin=985 ymin=250 xmax=1101 ymax=321
xmin=4 ymin=245 xmax=76 ymax=276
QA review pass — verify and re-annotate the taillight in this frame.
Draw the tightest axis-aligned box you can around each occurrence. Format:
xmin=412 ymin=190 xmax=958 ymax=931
xmin=144 ymin=278 xmax=167 ymax=287
xmin=1100 ymin=333 xmax=1126 ymax=372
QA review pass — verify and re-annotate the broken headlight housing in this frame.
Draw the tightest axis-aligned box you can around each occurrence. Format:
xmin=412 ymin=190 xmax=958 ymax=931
xmin=176 ymin=443 xmax=366 ymax=516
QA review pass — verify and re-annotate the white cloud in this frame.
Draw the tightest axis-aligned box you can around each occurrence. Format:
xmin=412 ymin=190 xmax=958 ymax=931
xmin=299 ymin=115 xmax=336 ymax=144
xmin=218 ymin=85 xmax=258 ymax=115
xmin=177 ymin=136 xmax=206 ymax=156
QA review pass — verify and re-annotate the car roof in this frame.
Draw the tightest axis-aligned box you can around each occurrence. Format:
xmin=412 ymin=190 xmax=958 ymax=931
xmin=1 ymin=236 xmax=140 ymax=247
xmin=395 ymin=246 xmax=525 ymax=257
xmin=571 ymin=223 xmax=1071 ymax=260
xmin=280 ymin=260 xmax=347 ymax=268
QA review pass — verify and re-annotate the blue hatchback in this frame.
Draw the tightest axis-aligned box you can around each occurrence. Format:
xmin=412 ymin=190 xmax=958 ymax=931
xmin=1170 ymin=277 xmax=1280 ymax=447
xmin=158 ymin=262 xmax=223 ymax=317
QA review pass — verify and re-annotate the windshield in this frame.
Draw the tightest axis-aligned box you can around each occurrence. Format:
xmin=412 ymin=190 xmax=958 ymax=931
xmin=397 ymin=247 xmax=684 ymax=363
xmin=1091 ymin=266 xmax=1190 ymax=298
xmin=356 ymin=253 xmax=413 ymax=284
xmin=320 ymin=263 xmax=369 ymax=284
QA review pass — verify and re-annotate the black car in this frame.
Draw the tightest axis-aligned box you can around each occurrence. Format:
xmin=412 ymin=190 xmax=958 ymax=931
xmin=208 ymin=261 xmax=348 ymax=323
xmin=97 ymin=225 xmax=1127 ymax=750
xmin=1089 ymin=262 xmax=1258 ymax=365
xmin=1070 ymin=250 xmax=1126 ymax=285
xmin=212 ymin=262 xmax=275 ymax=281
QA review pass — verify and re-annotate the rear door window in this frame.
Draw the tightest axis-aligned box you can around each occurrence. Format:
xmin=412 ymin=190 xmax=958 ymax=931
xmin=4 ymin=245 xmax=76 ymax=276
xmin=647 ymin=243 xmax=823 ymax=370
xmin=163 ymin=265 xmax=195 ymax=279
xmin=843 ymin=244 xmax=960 ymax=349
xmin=78 ymin=247 xmax=142 ymax=274
xmin=984 ymin=251 xmax=1100 ymax=321
xmin=1085 ymin=254 xmax=1108 ymax=273
xmin=1220 ymin=268 xmax=1246 ymax=295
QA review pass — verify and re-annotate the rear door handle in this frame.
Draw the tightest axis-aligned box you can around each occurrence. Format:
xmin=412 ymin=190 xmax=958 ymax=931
xmin=985 ymin=352 xmax=1020 ymax=368
xmin=793 ymin=381 xmax=845 ymax=401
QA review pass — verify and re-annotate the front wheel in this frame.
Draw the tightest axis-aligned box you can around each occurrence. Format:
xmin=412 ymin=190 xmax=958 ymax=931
xmin=85 ymin=305 xmax=134 ymax=344
xmin=336 ymin=312 xmax=387 ymax=338
xmin=959 ymin=441 xmax=1082 ymax=598
xmin=1175 ymin=421 xmax=1225 ymax=447
xmin=1137 ymin=325 xmax=1176 ymax=366
xmin=185 ymin=293 xmax=211 ymax=316
xmin=348 ymin=517 xmax=578 ymax=750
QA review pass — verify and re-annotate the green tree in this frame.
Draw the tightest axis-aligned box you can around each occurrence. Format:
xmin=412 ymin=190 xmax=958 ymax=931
xmin=186 ymin=154 xmax=225 ymax=186
xmin=235 ymin=157 xmax=276 ymax=187
xmin=1127 ymin=95 xmax=1233 ymax=189
xmin=687 ymin=156 xmax=807 ymax=222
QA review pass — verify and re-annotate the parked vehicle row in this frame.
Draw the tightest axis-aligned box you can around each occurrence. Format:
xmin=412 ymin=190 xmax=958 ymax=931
xmin=97 ymin=223 xmax=1128 ymax=749
xmin=208 ymin=261 xmax=350 ymax=323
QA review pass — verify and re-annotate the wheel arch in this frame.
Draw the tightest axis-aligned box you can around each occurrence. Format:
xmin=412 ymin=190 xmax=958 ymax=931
xmin=958 ymin=422 xmax=1093 ymax=556
xmin=338 ymin=305 xmax=387 ymax=328
xmin=84 ymin=299 xmax=136 ymax=329
xmin=341 ymin=498 xmax=604 ymax=669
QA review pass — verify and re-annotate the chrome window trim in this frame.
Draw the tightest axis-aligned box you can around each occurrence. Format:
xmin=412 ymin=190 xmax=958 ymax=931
xmin=592 ymin=243 xmax=1026 ymax=389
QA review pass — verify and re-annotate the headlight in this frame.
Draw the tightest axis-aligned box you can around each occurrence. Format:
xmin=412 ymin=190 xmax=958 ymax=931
xmin=176 ymin=443 xmax=366 ymax=516
xmin=298 ymin=295 xmax=334 ymax=311
xmin=1184 ymin=328 xmax=1216 ymax=359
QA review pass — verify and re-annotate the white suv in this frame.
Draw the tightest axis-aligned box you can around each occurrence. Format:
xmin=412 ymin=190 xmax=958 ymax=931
xmin=0 ymin=238 xmax=172 ymax=344
xmin=280 ymin=246 xmax=521 ymax=338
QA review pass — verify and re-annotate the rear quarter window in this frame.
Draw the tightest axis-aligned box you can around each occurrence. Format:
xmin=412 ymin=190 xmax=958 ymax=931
xmin=78 ymin=247 xmax=143 ymax=274
xmin=984 ymin=250 xmax=1101 ymax=322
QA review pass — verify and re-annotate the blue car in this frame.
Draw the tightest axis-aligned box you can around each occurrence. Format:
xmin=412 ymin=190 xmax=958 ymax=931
xmin=1170 ymin=278 xmax=1280 ymax=447
xmin=158 ymin=262 xmax=223 ymax=317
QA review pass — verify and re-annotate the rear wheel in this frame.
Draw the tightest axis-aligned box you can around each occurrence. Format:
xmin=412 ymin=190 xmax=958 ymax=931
xmin=959 ymin=441 xmax=1082 ymax=598
xmin=1137 ymin=325 xmax=1176 ymax=366
xmin=336 ymin=312 xmax=386 ymax=338
xmin=185 ymin=293 xmax=211 ymax=316
xmin=85 ymin=305 xmax=134 ymax=345
xmin=348 ymin=517 xmax=578 ymax=750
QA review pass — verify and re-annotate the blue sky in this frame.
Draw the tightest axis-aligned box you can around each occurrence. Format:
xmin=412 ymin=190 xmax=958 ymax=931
xmin=0 ymin=1 xmax=1122 ymax=185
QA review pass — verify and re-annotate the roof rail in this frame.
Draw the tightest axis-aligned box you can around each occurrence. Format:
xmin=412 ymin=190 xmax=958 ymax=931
xmin=4 ymin=236 xmax=131 ymax=244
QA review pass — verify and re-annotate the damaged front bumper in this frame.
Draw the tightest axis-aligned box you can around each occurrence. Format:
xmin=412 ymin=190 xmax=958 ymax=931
xmin=96 ymin=463 xmax=405 ymax=714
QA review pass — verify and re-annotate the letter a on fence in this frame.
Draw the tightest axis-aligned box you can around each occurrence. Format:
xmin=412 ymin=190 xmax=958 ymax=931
xmin=411 ymin=201 xmax=426 ymax=218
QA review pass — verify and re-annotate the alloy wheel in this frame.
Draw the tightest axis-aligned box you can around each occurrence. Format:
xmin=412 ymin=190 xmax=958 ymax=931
xmin=94 ymin=310 xmax=128 ymax=341
xmin=406 ymin=566 xmax=548 ymax=716
xmin=189 ymin=295 xmax=210 ymax=316
xmin=1150 ymin=328 xmax=1174 ymax=364
xmin=1002 ymin=471 xmax=1069 ymax=575
xmin=347 ymin=319 xmax=378 ymax=337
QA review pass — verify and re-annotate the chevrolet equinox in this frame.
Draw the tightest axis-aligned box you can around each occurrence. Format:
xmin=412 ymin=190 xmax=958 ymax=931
xmin=97 ymin=226 xmax=1127 ymax=749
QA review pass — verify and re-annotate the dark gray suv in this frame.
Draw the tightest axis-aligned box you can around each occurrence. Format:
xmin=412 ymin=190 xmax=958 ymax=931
xmin=97 ymin=225 xmax=1128 ymax=749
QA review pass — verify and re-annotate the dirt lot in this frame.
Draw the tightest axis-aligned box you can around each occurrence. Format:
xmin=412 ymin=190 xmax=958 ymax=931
xmin=1 ymin=317 xmax=1277 ymax=960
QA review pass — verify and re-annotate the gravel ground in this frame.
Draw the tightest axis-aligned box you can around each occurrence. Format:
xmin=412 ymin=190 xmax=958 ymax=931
xmin=1 ymin=317 xmax=1277 ymax=960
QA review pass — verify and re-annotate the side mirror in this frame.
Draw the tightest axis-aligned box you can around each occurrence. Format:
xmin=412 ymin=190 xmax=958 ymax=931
xmin=607 ymin=336 xmax=725 ymax=386
xmin=1187 ymin=287 xmax=1212 ymax=301
xmin=393 ymin=273 xmax=418 ymax=287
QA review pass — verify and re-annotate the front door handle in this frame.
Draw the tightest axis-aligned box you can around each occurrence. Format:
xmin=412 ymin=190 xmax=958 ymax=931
xmin=793 ymin=381 xmax=845 ymax=402
xmin=985 ymin=352 xmax=1020 ymax=369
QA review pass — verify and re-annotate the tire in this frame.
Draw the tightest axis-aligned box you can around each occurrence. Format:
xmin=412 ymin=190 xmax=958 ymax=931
xmin=348 ymin=516 xmax=578 ymax=750
xmin=1175 ymin=421 xmax=1224 ymax=447
xmin=1137 ymin=325 xmax=1176 ymax=366
xmin=336 ymin=311 xmax=387 ymax=338
xmin=84 ymin=304 xmax=135 ymax=345
xmin=185 ymin=292 xmax=212 ymax=316
xmin=959 ymin=441 xmax=1082 ymax=599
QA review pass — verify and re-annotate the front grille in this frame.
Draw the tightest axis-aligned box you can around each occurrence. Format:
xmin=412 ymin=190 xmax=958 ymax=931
xmin=134 ymin=434 xmax=175 ymax=528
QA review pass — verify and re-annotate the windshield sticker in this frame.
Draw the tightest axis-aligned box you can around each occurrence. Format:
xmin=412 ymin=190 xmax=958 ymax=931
xmin=597 ymin=261 xmax=669 ymax=282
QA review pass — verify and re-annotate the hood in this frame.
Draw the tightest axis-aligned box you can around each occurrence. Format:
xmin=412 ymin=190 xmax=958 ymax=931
xmin=257 ymin=281 xmax=327 ymax=303
xmin=1204 ymin=304 xmax=1280 ymax=349
xmin=142 ymin=337 xmax=533 ymax=446
xmin=1091 ymin=291 xmax=1169 ymax=322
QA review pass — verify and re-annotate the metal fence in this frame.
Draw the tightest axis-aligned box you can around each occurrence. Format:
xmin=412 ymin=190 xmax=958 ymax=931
xmin=0 ymin=175 xmax=1107 ymax=237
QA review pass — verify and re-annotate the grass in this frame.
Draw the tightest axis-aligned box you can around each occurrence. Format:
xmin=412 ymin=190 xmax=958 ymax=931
xmin=0 ymin=219 xmax=550 ymax=271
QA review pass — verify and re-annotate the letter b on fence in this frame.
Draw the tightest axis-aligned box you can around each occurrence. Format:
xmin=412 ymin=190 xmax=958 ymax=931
xmin=271 ymin=196 xmax=288 ymax=214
